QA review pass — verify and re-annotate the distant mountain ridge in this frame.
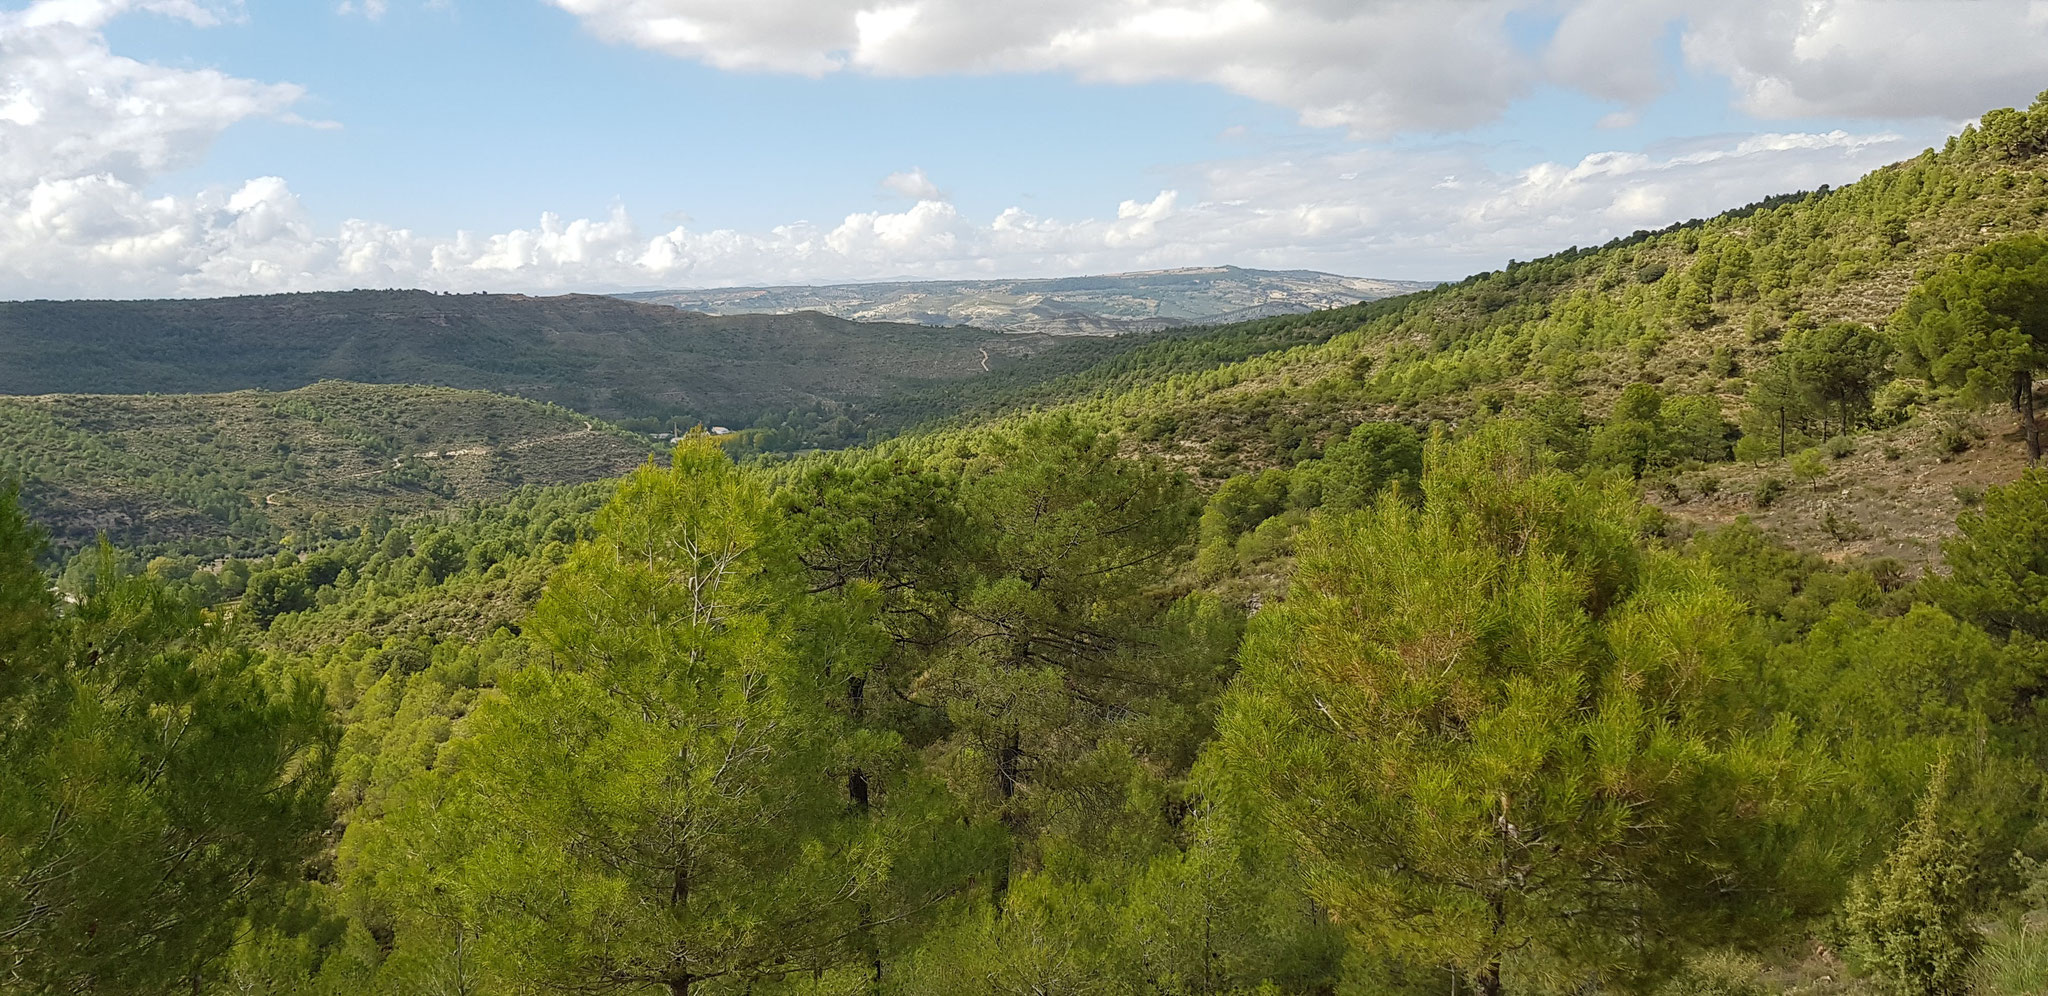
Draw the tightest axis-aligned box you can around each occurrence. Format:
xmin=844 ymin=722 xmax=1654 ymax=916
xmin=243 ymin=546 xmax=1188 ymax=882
xmin=618 ymin=265 xmax=1436 ymax=335
xmin=0 ymin=289 xmax=1070 ymax=428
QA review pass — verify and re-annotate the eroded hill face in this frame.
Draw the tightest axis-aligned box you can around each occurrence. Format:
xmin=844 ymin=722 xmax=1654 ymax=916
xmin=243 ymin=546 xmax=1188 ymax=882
xmin=620 ymin=266 xmax=1436 ymax=335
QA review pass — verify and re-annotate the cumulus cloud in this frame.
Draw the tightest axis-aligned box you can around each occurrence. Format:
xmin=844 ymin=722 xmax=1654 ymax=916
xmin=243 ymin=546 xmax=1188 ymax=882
xmin=0 ymin=0 xmax=304 ymax=189
xmin=881 ymin=167 xmax=943 ymax=201
xmin=0 ymin=0 xmax=2024 ymax=298
xmin=549 ymin=0 xmax=2048 ymax=134
xmin=1678 ymin=0 xmax=2048 ymax=120
xmin=0 ymin=121 xmax=1940 ymax=297
xmin=550 ymin=0 xmax=1533 ymax=136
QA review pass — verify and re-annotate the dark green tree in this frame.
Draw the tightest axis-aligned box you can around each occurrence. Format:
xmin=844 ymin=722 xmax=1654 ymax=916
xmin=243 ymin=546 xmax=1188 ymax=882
xmin=1215 ymin=427 xmax=1812 ymax=994
xmin=0 ymin=493 xmax=335 ymax=994
xmin=1891 ymin=234 xmax=2048 ymax=459
xmin=1782 ymin=321 xmax=1894 ymax=436
xmin=913 ymin=417 xmax=1228 ymax=885
xmin=1739 ymin=356 xmax=1821 ymax=460
xmin=1307 ymin=422 xmax=1424 ymax=513
xmin=1588 ymin=383 xmax=1666 ymax=475
xmin=1928 ymin=468 xmax=2048 ymax=641
xmin=347 ymin=438 xmax=951 ymax=994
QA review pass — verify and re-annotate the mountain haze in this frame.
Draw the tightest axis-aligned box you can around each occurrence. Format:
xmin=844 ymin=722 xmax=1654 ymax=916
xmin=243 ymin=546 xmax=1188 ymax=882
xmin=619 ymin=265 xmax=1434 ymax=335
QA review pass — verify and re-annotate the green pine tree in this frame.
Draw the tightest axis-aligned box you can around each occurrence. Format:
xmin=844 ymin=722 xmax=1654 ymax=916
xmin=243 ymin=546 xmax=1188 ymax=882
xmin=1214 ymin=426 xmax=1813 ymax=994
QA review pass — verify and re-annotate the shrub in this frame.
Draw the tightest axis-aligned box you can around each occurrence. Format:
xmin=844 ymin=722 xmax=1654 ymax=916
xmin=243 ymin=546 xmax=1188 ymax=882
xmin=1755 ymin=477 xmax=1787 ymax=508
xmin=1867 ymin=558 xmax=1908 ymax=592
xmin=1932 ymin=408 xmax=1983 ymax=460
xmin=1843 ymin=770 xmax=1979 ymax=996
xmin=1825 ymin=510 xmax=1871 ymax=542
xmin=1653 ymin=952 xmax=1772 ymax=996
xmin=1884 ymin=445 xmax=1905 ymax=461
xmin=1953 ymin=484 xmax=1985 ymax=508
xmin=1826 ymin=435 xmax=1858 ymax=459
xmin=1792 ymin=448 xmax=1829 ymax=486
xmin=1873 ymin=380 xmax=1924 ymax=427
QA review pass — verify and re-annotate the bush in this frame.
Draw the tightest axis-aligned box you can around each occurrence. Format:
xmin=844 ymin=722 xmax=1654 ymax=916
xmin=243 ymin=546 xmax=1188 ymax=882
xmin=1826 ymin=435 xmax=1858 ymax=460
xmin=1953 ymin=484 xmax=1985 ymax=508
xmin=1653 ymin=952 xmax=1772 ymax=996
xmin=1843 ymin=771 xmax=1980 ymax=996
xmin=1746 ymin=309 xmax=1779 ymax=343
xmin=1932 ymin=408 xmax=1983 ymax=460
xmin=1755 ymin=477 xmax=1787 ymax=508
xmin=1867 ymin=558 xmax=1908 ymax=592
xmin=1825 ymin=510 xmax=1871 ymax=542
xmin=1792 ymin=448 xmax=1829 ymax=486
xmin=1873 ymin=380 xmax=1924 ymax=428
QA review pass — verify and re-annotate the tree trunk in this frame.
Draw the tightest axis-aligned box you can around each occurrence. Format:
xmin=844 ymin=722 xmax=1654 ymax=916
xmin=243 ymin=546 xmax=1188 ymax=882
xmin=997 ymin=727 xmax=1022 ymax=803
xmin=1474 ymin=960 xmax=1502 ymax=996
xmin=1778 ymin=408 xmax=1786 ymax=458
xmin=992 ymin=725 xmax=1024 ymax=909
xmin=2023 ymin=368 xmax=2041 ymax=462
xmin=668 ymin=975 xmax=694 ymax=996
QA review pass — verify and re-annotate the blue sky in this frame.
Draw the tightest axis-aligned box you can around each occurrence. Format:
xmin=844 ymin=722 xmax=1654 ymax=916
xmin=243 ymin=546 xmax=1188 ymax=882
xmin=110 ymin=4 xmax=1291 ymax=236
xmin=3 ymin=0 xmax=2045 ymax=297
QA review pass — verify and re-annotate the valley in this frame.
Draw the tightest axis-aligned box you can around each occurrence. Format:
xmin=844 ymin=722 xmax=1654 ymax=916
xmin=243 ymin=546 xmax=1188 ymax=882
xmin=7 ymin=90 xmax=2048 ymax=996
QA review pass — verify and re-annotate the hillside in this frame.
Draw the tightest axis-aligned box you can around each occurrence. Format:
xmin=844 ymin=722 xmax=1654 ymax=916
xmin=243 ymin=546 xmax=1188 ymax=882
xmin=13 ymin=94 xmax=2048 ymax=996
xmin=0 ymin=381 xmax=652 ymax=556
xmin=0 ymin=290 xmax=1072 ymax=431
xmin=879 ymin=100 xmax=2048 ymax=573
xmin=619 ymin=265 xmax=1434 ymax=335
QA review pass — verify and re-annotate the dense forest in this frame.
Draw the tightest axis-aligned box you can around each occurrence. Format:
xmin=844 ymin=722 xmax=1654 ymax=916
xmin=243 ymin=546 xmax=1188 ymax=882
xmin=0 ymin=292 xmax=1079 ymax=434
xmin=6 ymin=94 xmax=2048 ymax=996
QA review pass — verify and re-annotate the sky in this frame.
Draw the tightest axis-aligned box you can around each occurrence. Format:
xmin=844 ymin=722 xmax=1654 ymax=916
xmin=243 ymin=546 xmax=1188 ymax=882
xmin=2 ymin=0 xmax=2046 ymax=298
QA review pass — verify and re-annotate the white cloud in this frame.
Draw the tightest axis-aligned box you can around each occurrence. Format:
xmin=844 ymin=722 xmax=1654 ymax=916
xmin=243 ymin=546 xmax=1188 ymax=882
xmin=0 ymin=121 xmax=1941 ymax=297
xmin=1678 ymin=1 xmax=2048 ymax=120
xmin=0 ymin=0 xmax=2023 ymax=298
xmin=550 ymin=0 xmax=1533 ymax=136
xmin=881 ymin=167 xmax=943 ymax=201
xmin=0 ymin=0 xmax=304 ymax=189
xmin=336 ymin=0 xmax=390 ymax=18
xmin=548 ymin=0 xmax=2048 ymax=134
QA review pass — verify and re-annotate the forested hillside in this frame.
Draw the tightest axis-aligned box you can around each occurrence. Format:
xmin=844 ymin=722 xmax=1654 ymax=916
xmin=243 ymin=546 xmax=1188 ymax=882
xmin=6 ymin=95 xmax=2048 ymax=996
xmin=0 ymin=290 xmax=1074 ymax=434
xmin=0 ymin=381 xmax=650 ymax=557
xmin=880 ymin=93 xmax=2048 ymax=572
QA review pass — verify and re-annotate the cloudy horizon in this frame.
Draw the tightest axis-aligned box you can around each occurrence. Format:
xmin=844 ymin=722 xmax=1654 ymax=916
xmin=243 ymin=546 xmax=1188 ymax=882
xmin=2 ymin=0 xmax=2044 ymax=298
